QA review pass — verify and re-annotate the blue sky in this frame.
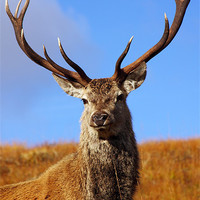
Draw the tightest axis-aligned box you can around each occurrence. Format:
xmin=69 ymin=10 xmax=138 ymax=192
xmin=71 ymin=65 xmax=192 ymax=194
xmin=0 ymin=0 xmax=199 ymax=146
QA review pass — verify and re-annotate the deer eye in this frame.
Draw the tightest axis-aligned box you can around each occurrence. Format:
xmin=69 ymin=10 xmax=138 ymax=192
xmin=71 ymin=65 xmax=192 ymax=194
xmin=82 ymin=98 xmax=88 ymax=105
xmin=117 ymin=94 xmax=124 ymax=102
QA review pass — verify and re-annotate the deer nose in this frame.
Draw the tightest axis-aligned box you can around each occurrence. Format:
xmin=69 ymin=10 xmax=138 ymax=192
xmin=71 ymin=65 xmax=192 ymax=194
xmin=92 ymin=111 xmax=108 ymax=127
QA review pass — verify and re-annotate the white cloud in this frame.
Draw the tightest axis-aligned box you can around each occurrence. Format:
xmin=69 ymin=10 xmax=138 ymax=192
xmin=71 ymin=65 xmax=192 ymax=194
xmin=0 ymin=0 xmax=99 ymax=111
xmin=0 ymin=0 xmax=101 ymax=144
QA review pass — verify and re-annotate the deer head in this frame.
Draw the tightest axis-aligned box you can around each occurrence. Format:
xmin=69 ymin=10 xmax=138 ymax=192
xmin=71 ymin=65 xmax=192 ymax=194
xmin=53 ymin=61 xmax=147 ymax=139
xmin=6 ymin=0 xmax=190 ymax=140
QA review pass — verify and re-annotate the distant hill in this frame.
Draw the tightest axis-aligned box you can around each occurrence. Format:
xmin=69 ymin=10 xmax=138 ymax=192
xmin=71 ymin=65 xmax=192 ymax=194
xmin=0 ymin=139 xmax=199 ymax=200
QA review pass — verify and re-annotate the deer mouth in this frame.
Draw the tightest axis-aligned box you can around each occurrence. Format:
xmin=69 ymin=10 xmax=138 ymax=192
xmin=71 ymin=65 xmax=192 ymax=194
xmin=90 ymin=123 xmax=112 ymax=131
xmin=97 ymin=125 xmax=118 ymax=140
xmin=91 ymin=122 xmax=116 ymax=140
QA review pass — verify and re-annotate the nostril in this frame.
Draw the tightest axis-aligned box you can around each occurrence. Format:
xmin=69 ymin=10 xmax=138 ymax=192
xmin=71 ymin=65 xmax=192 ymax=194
xmin=92 ymin=112 xmax=108 ymax=126
xmin=102 ymin=114 xmax=108 ymax=121
xmin=93 ymin=114 xmax=107 ymax=122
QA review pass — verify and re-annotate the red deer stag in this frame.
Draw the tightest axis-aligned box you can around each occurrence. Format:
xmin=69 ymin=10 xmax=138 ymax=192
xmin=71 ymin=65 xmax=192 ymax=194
xmin=1 ymin=0 xmax=190 ymax=199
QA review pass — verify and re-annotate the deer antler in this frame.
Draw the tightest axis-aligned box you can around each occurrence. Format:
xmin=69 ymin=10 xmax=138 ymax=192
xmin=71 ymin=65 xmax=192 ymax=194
xmin=112 ymin=0 xmax=190 ymax=83
xmin=5 ymin=0 xmax=91 ymax=86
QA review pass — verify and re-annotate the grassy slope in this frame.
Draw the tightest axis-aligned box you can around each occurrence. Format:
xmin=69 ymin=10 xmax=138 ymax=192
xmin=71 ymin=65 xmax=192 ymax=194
xmin=0 ymin=139 xmax=199 ymax=200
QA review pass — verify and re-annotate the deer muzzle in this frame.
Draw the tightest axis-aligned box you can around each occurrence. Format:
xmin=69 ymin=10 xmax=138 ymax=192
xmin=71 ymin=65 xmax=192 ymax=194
xmin=90 ymin=111 xmax=110 ymax=128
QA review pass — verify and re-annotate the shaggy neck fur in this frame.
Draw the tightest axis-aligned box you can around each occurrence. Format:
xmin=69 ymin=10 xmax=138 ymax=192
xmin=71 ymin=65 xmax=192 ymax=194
xmin=79 ymin=110 xmax=139 ymax=200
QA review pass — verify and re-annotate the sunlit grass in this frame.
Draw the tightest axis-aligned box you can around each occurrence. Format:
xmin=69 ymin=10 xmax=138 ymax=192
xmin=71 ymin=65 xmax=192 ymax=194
xmin=0 ymin=139 xmax=199 ymax=199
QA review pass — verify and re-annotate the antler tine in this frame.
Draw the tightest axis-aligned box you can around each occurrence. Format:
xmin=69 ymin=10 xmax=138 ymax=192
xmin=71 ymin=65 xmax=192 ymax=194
xmin=112 ymin=36 xmax=134 ymax=81
xmin=6 ymin=0 xmax=65 ymax=76
xmin=43 ymin=45 xmax=85 ymax=84
xmin=5 ymin=0 xmax=15 ymax=25
xmin=126 ymin=13 xmax=169 ymax=70
xmin=112 ymin=0 xmax=190 ymax=83
xmin=6 ymin=0 xmax=91 ymax=86
xmin=18 ymin=0 xmax=29 ymax=20
xmin=14 ymin=0 xmax=22 ymax=18
xmin=6 ymin=0 xmax=23 ymax=52
xmin=112 ymin=13 xmax=169 ymax=82
xmin=162 ymin=0 xmax=190 ymax=49
xmin=58 ymin=38 xmax=91 ymax=84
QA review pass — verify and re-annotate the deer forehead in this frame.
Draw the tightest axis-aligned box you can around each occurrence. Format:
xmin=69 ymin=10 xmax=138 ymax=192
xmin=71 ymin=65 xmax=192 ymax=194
xmin=83 ymin=78 xmax=122 ymax=99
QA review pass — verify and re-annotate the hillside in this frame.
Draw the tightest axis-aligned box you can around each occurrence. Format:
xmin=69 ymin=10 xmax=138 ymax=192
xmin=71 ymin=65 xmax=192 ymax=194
xmin=0 ymin=139 xmax=199 ymax=199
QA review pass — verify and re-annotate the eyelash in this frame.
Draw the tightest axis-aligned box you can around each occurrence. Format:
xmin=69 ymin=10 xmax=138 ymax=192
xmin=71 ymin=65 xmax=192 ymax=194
xmin=117 ymin=94 xmax=124 ymax=102
xmin=82 ymin=98 xmax=88 ymax=105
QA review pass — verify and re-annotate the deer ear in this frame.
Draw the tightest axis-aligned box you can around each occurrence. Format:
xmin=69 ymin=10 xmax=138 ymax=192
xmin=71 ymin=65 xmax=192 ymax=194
xmin=123 ymin=62 xmax=147 ymax=94
xmin=52 ymin=73 xmax=84 ymax=98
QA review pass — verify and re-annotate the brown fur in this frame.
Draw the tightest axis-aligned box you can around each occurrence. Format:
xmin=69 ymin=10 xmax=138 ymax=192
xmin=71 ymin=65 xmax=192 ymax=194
xmin=3 ymin=0 xmax=190 ymax=197
xmin=0 ymin=78 xmax=141 ymax=200
xmin=89 ymin=79 xmax=113 ymax=95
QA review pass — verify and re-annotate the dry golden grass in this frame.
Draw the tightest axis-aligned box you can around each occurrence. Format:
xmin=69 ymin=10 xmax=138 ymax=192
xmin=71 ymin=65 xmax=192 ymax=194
xmin=135 ymin=139 xmax=200 ymax=200
xmin=0 ymin=139 xmax=199 ymax=199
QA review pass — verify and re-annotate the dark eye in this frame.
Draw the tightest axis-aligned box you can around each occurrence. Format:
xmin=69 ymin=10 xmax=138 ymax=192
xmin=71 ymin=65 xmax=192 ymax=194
xmin=117 ymin=94 xmax=124 ymax=102
xmin=82 ymin=98 xmax=88 ymax=105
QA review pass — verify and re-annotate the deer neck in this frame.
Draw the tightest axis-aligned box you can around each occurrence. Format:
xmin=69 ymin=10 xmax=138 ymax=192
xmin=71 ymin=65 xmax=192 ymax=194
xmin=78 ymin=113 xmax=139 ymax=199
